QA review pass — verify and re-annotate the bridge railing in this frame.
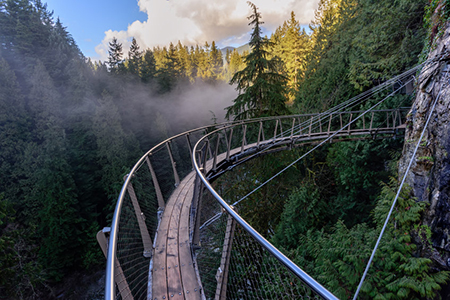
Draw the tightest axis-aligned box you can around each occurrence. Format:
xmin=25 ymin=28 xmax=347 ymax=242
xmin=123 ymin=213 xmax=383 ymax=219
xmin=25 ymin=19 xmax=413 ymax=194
xmin=101 ymin=108 xmax=408 ymax=299
xmin=101 ymin=122 xmax=227 ymax=299
xmin=191 ymin=108 xmax=409 ymax=299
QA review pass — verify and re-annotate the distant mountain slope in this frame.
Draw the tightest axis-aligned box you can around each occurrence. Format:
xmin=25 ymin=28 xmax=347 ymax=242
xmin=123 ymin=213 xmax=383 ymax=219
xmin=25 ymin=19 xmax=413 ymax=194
xmin=235 ymin=43 xmax=250 ymax=54
xmin=220 ymin=44 xmax=250 ymax=57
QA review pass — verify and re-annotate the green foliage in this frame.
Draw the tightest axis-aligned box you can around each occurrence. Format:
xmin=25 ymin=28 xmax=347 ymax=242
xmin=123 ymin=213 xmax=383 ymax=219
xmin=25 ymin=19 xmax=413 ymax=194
xmin=290 ymin=178 xmax=449 ymax=299
xmin=269 ymin=11 xmax=311 ymax=102
xmin=272 ymin=182 xmax=327 ymax=248
xmin=424 ymin=0 xmax=450 ymax=45
xmin=0 ymin=195 xmax=50 ymax=299
xmin=225 ymin=49 xmax=246 ymax=81
xmin=272 ymin=139 xmax=401 ymax=254
xmin=107 ymin=37 xmax=124 ymax=74
xmin=326 ymin=139 xmax=399 ymax=226
xmin=294 ymin=0 xmax=426 ymax=112
xmin=127 ymin=37 xmax=142 ymax=77
xmin=226 ymin=2 xmax=290 ymax=120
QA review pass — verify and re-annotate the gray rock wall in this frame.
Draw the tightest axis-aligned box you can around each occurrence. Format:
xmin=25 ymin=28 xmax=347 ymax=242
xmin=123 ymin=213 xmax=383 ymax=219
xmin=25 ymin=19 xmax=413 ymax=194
xmin=399 ymin=23 xmax=450 ymax=270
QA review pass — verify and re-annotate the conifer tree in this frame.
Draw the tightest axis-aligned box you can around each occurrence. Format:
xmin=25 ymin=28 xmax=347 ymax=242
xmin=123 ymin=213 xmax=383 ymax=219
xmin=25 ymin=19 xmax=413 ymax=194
xmin=226 ymin=49 xmax=245 ymax=81
xmin=226 ymin=2 xmax=289 ymax=120
xmin=189 ymin=45 xmax=198 ymax=78
xmin=196 ymin=42 xmax=210 ymax=79
xmin=107 ymin=37 xmax=124 ymax=74
xmin=209 ymin=41 xmax=223 ymax=80
xmin=270 ymin=12 xmax=310 ymax=102
xmin=127 ymin=37 xmax=142 ymax=77
xmin=155 ymin=44 xmax=179 ymax=93
xmin=141 ymin=49 xmax=157 ymax=84
xmin=176 ymin=41 xmax=193 ymax=80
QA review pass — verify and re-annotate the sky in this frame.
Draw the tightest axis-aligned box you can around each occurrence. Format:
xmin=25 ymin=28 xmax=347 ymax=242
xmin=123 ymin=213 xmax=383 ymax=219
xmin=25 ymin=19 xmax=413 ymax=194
xmin=44 ymin=0 xmax=320 ymax=62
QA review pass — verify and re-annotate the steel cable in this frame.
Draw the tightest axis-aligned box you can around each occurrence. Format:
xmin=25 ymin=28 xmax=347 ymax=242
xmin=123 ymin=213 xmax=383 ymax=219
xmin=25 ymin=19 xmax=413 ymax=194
xmin=352 ymin=62 xmax=449 ymax=300
xmin=232 ymin=77 xmax=413 ymax=208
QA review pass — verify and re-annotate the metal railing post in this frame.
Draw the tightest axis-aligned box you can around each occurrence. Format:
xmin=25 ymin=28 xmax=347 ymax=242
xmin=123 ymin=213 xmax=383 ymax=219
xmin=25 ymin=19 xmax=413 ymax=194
xmin=308 ymin=116 xmax=313 ymax=137
xmin=166 ymin=141 xmax=181 ymax=187
xmin=213 ymin=134 xmax=221 ymax=171
xmin=241 ymin=124 xmax=247 ymax=153
xmin=273 ymin=119 xmax=279 ymax=140
xmin=369 ymin=111 xmax=374 ymax=132
xmin=185 ymin=133 xmax=194 ymax=169
xmin=328 ymin=114 xmax=332 ymax=136
xmin=145 ymin=156 xmax=165 ymax=209
xmin=215 ymin=210 xmax=236 ymax=300
xmin=348 ymin=113 xmax=353 ymax=134
xmin=291 ymin=118 xmax=296 ymax=138
xmin=257 ymin=122 xmax=263 ymax=147
xmin=319 ymin=115 xmax=322 ymax=133
xmin=226 ymin=128 xmax=233 ymax=160
xmin=98 ymin=228 xmax=133 ymax=300
xmin=125 ymin=176 xmax=153 ymax=258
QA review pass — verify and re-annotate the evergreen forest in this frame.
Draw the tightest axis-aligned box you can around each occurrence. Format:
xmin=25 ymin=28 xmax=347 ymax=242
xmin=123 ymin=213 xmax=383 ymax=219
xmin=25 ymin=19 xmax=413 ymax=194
xmin=1 ymin=0 xmax=449 ymax=298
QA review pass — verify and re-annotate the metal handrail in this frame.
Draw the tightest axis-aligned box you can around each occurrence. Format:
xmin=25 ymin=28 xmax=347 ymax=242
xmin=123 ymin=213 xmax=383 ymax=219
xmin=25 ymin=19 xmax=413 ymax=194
xmin=192 ymin=122 xmax=341 ymax=300
xmin=105 ymin=108 xmax=408 ymax=299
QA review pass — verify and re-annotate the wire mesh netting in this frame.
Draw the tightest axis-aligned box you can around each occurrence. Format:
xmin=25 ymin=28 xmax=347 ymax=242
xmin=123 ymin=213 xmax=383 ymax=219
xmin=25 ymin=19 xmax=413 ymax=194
xmin=107 ymin=126 xmax=216 ymax=300
xmin=106 ymin=69 xmax=417 ymax=299
xmin=226 ymin=224 xmax=321 ymax=300
xmin=113 ymin=169 xmax=160 ymax=300
xmin=195 ymin=197 xmax=323 ymax=300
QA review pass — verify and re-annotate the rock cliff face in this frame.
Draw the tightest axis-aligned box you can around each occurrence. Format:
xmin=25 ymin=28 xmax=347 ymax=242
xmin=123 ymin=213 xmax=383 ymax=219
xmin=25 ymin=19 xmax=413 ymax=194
xmin=399 ymin=23 xmax=450 ymax=271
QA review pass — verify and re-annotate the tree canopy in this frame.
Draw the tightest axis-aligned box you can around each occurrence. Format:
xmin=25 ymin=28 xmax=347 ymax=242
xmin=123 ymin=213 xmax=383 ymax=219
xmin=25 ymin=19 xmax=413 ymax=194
xmin=226 ymin=1 xmax=290 ymax=120
xmin=0 ymin=0 xmax=446 ymax=297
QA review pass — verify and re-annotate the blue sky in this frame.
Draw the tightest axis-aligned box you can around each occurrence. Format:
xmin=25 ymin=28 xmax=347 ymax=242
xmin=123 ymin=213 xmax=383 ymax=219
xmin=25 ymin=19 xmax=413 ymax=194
xmin=44 ymin=0 xmax=318 ymax=61
xmin=45 ymin=0 xmax=147 ymax=58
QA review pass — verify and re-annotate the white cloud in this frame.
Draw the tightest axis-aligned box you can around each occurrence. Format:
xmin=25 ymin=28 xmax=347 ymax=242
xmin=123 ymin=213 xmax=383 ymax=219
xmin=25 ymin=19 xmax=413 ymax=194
xmin=95 ymin=0 xmax=319 ymax=61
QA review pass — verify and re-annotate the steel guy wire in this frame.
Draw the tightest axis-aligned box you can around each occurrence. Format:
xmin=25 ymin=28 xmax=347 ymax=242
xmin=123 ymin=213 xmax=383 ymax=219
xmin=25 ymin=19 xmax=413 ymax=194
xmin=232 ymin=81 xmax=409 ymax=208
xmin=254 ymin=57 xmax=437 ymax=166
xmin=283 ymin=66 xmax=420 ymax=137
xmin=352 ymin=64 xmax=449 ymax=300
xmin=199 ymin=75 xmax=417 ymax=229
xmin=225 ymin=67 xmax=419 ymax=166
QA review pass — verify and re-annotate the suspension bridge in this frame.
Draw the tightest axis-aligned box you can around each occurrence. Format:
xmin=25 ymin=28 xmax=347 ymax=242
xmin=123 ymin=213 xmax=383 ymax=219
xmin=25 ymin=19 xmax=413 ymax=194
xmin=97 ymin=61 xmax=443 ymax=300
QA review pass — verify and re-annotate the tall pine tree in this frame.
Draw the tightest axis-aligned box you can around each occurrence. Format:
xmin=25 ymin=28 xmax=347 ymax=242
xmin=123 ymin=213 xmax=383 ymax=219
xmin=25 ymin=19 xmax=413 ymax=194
xmin=127 ymin=37 xmax=142 ymax=77
xmin=107 ymin=37 xmax=124 ymax=74
xmin=226 ymin=2 xmax=289 ymax=120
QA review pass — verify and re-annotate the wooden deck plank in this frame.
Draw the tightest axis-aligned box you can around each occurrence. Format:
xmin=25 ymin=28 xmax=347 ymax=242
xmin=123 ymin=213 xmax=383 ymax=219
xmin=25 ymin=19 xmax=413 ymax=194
xmin=152 ymin=172 xmax=195 ymax=299
xmin=179 ymin=185 xmax=202 ymax=300
xmin=166 ymin=184 xmax=190 ymax=298
xmin=152 ymin=173 xmax=194 ymax=300
xmin=151 ymin=143 xmax=276 ymax=300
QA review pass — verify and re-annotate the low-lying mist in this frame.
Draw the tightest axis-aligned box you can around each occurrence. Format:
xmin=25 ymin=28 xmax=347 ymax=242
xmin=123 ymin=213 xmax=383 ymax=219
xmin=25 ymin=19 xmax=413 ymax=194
xmin=116 ymin=78 xmax=238 ymax=150
xmin=157 ymin=80 xmax=237 ymax=130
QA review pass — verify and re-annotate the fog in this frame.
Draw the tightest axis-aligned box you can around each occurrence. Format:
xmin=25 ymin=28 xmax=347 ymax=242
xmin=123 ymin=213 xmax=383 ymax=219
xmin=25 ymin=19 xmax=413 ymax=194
xmin=112 ymin=78 xmax=238 ymax=149
xmin=157 ymin=80 xmax=237 ymax=129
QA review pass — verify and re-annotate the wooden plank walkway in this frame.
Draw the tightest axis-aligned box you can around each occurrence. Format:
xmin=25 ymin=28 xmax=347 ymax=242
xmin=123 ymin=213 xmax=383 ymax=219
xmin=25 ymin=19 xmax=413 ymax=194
xmin=152 ymin=171 xmax=202 ymax=300
xmin=151 ymin=147 xmax=243 ymax=300
xmin=149 ymin=124 xmax=406 ymax=300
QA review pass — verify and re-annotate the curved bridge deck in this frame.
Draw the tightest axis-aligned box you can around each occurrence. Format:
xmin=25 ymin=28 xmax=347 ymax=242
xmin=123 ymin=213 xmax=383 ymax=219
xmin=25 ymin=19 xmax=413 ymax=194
xmin=149 ymin=125 xmax=406 ymax=299
xmin=103 ymin=108 xmax=411 ymax=300
xmin=152 ymin=171 xmax=200 ymax=300
xmin=151 ymin=147 xmax=244 ymax=299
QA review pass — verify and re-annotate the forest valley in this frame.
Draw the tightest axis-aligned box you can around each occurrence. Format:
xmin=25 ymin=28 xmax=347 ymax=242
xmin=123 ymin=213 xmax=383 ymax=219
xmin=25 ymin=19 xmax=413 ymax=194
xmin=1 ymin=0 xmax=449 ymax=299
